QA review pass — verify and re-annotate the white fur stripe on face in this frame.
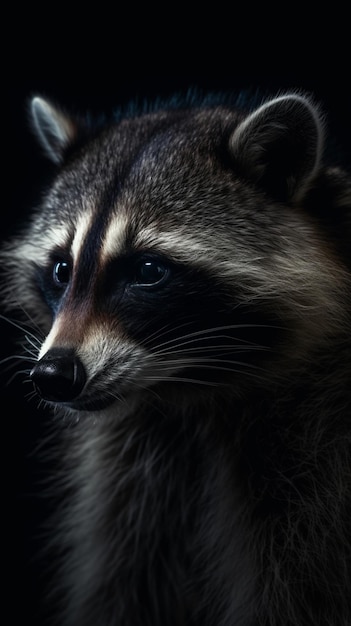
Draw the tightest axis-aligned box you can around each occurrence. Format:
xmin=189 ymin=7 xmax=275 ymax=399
xmin=101 ymin=217 xmax=208 ymax=265
xmin=71 ymin=211 xmax=96 ymax=263
xmin=99 ymin=212 xmax=130 ymax=263
xmin=38 ymin=312 xmax=67 ymax=358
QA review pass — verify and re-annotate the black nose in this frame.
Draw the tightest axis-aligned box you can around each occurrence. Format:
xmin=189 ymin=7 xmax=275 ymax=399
xmin=30 ymin=348 xmax=86 ymax=402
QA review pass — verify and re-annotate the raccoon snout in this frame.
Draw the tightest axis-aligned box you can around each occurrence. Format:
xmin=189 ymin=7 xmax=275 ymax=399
xmin=30 ymin=348 xmax=86 ymax=403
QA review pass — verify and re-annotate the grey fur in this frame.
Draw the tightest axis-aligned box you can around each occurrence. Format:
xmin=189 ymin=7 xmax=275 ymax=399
xmin=30 ymin=96 xmax=77 ymax=164
xmin=2 ymin=90 xmax=351 ymax=625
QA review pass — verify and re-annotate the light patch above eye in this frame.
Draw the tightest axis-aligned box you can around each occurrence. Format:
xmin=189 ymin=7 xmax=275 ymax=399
xmin=71 ymin=210 xmax=96 ymax=262
xmin=100 ymin=213 xmax=130 ymax=262
xmin=30 ymin=223 xmax=72 ymax=262
xmin=134 ymin=225 xmax=213 ymax=264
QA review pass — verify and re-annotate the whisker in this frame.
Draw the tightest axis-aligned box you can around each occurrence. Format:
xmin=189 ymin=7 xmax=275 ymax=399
xmin=150 ymin=358 xmax=262 ymax=369
xmin=20 ymin=307 xmax=46 ymax=339
xmin=140 ymin=353 xmax=274 ymax=388
xmin=152 ymin=358 xmax=269 ymax=377
xmin=1 ymin=301 xmax=45 ymax=338
xmin=153 ymin=344 xmax=270 ymax=358
xmin=144 ymin=374 xmax=222 ymax=387
xmin=0 ymin=312 xmax=42 ymax=387
xmin=24 ymin=389 xmax=51 ymax=412
xmin=148 ymin=323 xmax=281 ymax=354
xmin=127 ymin=379 xmax=164 ymax=404
xmin=0 ymin=313 xmax=43 ymax=343
xmin=0 ymin=354 xmax=35 ymax=366
xmin=6 ymin=368 xmax=32 ymax=386
xmin=25 ymin=334 xmax=41 ymax=354
xmin=0 ymin=357 xmax=35 ymax=380
xmin=104 ymin=388 xmax=131 ymax=410
xmin=138 ymin=320 xmax=194 ymax=348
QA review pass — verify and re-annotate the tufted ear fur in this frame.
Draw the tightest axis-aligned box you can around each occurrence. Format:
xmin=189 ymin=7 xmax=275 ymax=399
xmin=30 ymin=96 xmax=79 ymax=164
xmin=230 ymin=93 xmax=324 ymax=202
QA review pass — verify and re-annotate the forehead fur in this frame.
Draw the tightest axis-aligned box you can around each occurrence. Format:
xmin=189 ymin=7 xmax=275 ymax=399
xmin=46 ymin=104 xmax=240 ymax=206
xmin=28 ymin=106 xmax=244 ymax=256
xmin=14 ymin=102 xmax=341 ymax=276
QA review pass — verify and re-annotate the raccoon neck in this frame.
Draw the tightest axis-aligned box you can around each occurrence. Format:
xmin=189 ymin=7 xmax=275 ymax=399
xmin=54 ymin=399 xmax=255 ymax=626
xmin=55 ymin=366 xmax=351 ymax=626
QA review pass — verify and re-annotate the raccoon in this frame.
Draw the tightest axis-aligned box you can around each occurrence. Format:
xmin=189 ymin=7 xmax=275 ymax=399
xmin=2 ymin=89 xmax=351 ymax=626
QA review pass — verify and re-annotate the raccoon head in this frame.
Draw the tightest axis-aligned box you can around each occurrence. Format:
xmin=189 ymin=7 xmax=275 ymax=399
xmin=4 ymin=91 xmax=349 ymax=418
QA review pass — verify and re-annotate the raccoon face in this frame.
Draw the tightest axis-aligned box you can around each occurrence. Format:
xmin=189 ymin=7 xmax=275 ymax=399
xmin=3 ymin=92 xmax=349 ymax=416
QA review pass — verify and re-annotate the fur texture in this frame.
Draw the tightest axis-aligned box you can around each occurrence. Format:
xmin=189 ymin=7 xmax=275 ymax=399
xmin=2 ymin=89 xmax=351 ymax=625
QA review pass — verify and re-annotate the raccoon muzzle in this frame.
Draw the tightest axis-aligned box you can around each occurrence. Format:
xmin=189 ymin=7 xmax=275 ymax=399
xmin=30 ymin=347 xmax=86 ymax=402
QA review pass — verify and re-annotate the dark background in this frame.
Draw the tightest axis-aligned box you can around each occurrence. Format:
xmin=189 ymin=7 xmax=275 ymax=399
xmin=3 ymin=26 xmax=351 ymax=624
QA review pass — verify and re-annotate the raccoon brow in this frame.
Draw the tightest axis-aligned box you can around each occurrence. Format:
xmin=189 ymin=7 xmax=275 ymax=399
xmin=47 ymin=248 xmax=72 ymax=266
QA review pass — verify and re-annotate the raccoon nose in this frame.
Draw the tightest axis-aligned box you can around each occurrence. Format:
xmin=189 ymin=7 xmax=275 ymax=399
xmin=30 ymin=348 xmax=86 ymax=402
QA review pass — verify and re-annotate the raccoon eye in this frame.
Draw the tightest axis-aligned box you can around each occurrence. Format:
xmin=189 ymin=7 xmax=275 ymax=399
xmin=131 ymin=258 xmax=170 ymax=287
xmin=53 ymin=260 xmax=70 ymax=286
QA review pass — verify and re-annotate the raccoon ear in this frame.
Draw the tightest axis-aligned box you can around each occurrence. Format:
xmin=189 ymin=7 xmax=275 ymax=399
xmin=30 ymin=96 xmax=78 ymax=164
xmin=229 ymin=93 xmax=324 ymax=201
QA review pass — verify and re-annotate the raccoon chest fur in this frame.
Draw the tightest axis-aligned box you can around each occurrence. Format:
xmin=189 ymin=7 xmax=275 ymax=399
xmin=62 ymin=405 xmax=256 ymax=626
xmin=2 ymin=89 xmax=351 ymax=625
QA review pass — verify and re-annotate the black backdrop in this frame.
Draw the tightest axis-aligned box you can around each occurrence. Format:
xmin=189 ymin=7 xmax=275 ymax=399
xmin=3 ymin=31 xmax=351 ymax=624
